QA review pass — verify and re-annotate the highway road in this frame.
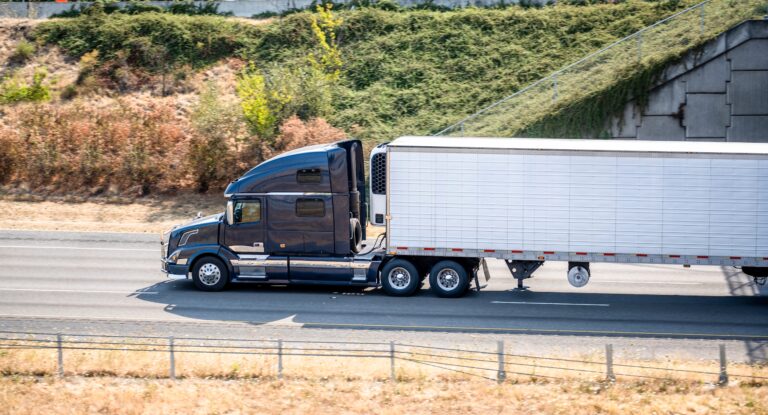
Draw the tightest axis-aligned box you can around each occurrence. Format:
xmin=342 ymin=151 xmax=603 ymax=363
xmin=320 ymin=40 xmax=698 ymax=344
xmin=0 ymin=230 xmax=766 ymax=362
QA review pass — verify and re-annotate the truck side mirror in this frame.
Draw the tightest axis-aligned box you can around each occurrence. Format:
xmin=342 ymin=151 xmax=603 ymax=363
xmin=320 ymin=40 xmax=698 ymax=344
xmin=226 ymin=200 xmax=234 ymax=225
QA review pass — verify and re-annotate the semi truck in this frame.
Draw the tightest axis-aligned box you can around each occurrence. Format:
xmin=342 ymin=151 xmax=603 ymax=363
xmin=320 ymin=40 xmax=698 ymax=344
xmin=161 ymin=136 xmax=768 ymax=297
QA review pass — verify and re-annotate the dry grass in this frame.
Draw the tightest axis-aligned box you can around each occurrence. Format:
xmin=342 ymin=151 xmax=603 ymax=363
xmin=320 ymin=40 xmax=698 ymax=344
xmin=1 ymin=341 xmax=767 ymax=414
xmin=0 ymin=375 xmax=766 ymax=415
xmin=2 ymin=343 xmax=767 ymax=382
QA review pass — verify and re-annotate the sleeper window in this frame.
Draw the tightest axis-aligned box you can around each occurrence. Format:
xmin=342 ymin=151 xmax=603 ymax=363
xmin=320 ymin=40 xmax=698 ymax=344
xmin=297 ymin=168 xmax=322 ymax=184
xmin=296 ymin=198 xmax=325 ymax=217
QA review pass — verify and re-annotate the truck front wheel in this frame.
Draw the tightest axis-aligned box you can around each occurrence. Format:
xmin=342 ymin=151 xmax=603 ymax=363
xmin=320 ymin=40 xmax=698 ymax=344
xmin=192 ymin=257 xmax=229 ymax=292
xmin=429 ymin=261 xmax=470 ymax=298
xmin=381 ymin=259 xmax=420 ymax=296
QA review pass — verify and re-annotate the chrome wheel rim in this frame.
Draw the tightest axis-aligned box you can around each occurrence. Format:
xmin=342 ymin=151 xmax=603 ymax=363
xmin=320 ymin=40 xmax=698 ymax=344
xmin=199 ymin=263 xmax=221 ymax=286
xmin=388 ymin=267 xmax=411 ymax=289
xmin=436 ymin=268 xmax=460 ymax=291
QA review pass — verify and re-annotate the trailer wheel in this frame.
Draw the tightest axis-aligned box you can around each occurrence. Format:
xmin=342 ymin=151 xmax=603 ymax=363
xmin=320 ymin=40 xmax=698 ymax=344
xmin=381 ymin=259 xmax=420 ymax=296
xmin=192 ymin=257 xmax=229 ymax=292
xmin=429 ymin=261 xmax=470 ymax=298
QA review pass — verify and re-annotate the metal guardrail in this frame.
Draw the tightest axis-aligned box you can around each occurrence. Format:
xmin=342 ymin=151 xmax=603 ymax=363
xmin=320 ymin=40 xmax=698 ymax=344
xmin=435 ymin=0 xmax=764 ymax=137
xmin=0 ymin=330 xmax=766 ymax=384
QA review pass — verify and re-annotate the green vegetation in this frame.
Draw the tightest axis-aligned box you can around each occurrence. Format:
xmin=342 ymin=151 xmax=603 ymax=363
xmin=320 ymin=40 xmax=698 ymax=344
xmin=10 ymin=40 xmax=36 ymax=63
xmin=237 ymin=4 xmax=343 ymax=138
xmin=0 ymin=69 xmax=51 ymax=104
xmin=51 ymin=1 xmax=232 ymax=19
xmin=34 ymin=1 xmax=695 ymax=143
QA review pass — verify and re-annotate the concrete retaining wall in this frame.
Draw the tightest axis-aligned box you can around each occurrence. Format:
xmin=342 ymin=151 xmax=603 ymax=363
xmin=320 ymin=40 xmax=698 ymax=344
xmin=610 ymin=19 xmax=768 ymax=143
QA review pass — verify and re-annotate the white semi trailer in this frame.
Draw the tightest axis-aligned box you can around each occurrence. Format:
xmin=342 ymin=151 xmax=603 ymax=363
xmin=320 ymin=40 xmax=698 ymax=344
xmin=369 ymin=136 xmax=768 ymax=292
xmin=165 ymin=136 xmax=768 ymax=297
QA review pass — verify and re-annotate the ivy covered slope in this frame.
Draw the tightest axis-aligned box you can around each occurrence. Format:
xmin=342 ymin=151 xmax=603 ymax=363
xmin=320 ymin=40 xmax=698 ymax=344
xmin=35 ymin=1 xmax=693 ymax=143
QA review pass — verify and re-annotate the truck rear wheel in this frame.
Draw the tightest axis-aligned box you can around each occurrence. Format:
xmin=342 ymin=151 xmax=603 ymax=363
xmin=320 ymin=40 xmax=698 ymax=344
xmin=381 ymin=259 xmax=420 ymax=296
xmin=429 ymin=261 xmax=470 ymax=298
xmin=192 ymin=257 xmax=229 ymax=292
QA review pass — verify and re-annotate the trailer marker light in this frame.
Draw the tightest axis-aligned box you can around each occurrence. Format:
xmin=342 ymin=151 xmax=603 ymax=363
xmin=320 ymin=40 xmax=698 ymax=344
xmin=670 ymin=255 xmax=681 ymax=258
xmin=483 ymin=249 xmax=496 ymax=253
xmin=730 ymin=256 xmax=741 ymax=260
xmin=575 ymin=252 xmax=588 ymax=256
xmin=697 ymin=256 xmax=709 ymax=259
xmin=424 ymin=247 xmax=435 ymax=251
xmin=511 ymin=250 xmax=523 ymax=254
xmin=396 ymin=247 xmax=408 ymax=250
xmin=451 ymin=248 xmax=463 ymax=252
xmin=603 ymin=253 xmax=615 ymax=256
xmin=543 ymin=251 xmax=555 ymax=255
xmin=636 ymin=254 xmax=648 ymax=257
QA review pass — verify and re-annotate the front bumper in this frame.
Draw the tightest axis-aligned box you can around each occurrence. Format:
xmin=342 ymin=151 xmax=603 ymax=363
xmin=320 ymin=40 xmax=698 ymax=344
xmin=161 ymin=260 xmax=189 ymax=280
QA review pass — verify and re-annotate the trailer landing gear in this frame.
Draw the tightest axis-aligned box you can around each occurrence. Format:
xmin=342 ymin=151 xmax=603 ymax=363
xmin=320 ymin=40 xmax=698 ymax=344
xmin=505 ymin=260 xmax=543 ymax=291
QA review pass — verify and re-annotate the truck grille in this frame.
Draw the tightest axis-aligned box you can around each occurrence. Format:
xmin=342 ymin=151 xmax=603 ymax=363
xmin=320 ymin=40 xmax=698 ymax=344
xmin=371 ymin=153 xmax=386 ymax=195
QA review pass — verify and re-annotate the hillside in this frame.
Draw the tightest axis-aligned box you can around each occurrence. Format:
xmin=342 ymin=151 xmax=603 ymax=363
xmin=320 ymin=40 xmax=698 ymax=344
xmin=0 ymin=1 xmax=697 ymax=195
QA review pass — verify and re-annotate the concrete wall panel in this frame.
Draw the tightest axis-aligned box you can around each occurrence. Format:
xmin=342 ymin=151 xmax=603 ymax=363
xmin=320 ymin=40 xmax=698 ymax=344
xmin=728 ymin=116 xmax=768 ymax=142
xmin=684 ymin=93 xmax=730 ymax=138
xmin=729 ymin=70 xmax=768 ymax=115
xmin=644 ymin=82 xmax=686 ymax=116
xmin=728 ymin=39 xmax=768 ymax=70
xmin=636 ymin=116 xmax=686 ymax=140
xmin=684 ymin=54 xmax=729 ymax=93
xmin=610 ymin=103 xmax=639 ymax=138
xmin=611 ymin=21 xmax=768 ymax=143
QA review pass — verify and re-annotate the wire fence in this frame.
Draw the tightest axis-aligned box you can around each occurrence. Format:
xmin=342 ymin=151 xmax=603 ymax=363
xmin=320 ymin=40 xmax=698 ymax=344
xmin=0 ymin=330 xmax=767 ymax=384
xmin=436 ymin=0 xmax=765 ymax=137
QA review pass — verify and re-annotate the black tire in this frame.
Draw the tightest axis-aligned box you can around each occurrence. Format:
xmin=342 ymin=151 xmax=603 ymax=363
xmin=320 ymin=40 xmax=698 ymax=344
xmin=350 ymin=218 xmax=363 ymax=253
xmin=428 ymin=260 xmax=470 ymax=298
xmin=192 ymin=256 xmax=229 ymax=292
xmin=381 ymin=258 xmax=420 ymax=296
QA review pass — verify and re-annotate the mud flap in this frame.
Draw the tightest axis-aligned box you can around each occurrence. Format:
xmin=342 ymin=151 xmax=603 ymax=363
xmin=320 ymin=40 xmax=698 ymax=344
xmin=474 ymin=258 xmax=491 ymax=292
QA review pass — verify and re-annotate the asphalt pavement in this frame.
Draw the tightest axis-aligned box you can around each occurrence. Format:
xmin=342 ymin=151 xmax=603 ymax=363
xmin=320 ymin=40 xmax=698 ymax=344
xmin=0 ymin=229 xmax=766 ymax=362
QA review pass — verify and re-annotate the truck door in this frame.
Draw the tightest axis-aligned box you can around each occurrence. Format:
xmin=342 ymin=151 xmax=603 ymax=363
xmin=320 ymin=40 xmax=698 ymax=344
xmin=224 ymin=198 xmax=288 ymax=280
xmin=225 ymin=198 xmax=266 ymax=254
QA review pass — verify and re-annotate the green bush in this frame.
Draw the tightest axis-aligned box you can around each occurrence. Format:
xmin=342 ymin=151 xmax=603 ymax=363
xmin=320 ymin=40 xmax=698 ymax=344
xmin=11 ymin=40 xmax=36 ymax=63
xmin=36 ymin=1 xmax=697 ymax=142
xmin=0 ymin=69 xmax=51 ymax=105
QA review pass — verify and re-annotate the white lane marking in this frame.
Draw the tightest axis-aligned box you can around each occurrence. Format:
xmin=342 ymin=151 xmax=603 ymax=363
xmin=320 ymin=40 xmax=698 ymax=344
xmin=492 ymin=301 xmax=609 ymax=307
xmin=596 ymin=280 xmax=703 ymax=285
xmin=0 ymin=288 xmax=158 ymax=295
xmin=264 ymin=314 xmax=304 ymax=328
xmin=0 ymin=245 xmax=156 ymax=252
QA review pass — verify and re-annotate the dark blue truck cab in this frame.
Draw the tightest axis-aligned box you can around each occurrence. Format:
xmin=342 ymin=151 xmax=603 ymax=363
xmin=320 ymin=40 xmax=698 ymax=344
xmin=161 ymin=140 xmax=383 ymax=291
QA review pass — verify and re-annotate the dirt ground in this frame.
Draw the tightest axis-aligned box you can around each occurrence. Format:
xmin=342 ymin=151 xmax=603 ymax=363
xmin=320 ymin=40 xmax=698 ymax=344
xmin=0 ymin=195 xmax=225 ymax=234
xmin=0 ymin=195 xmax=387 ymax=236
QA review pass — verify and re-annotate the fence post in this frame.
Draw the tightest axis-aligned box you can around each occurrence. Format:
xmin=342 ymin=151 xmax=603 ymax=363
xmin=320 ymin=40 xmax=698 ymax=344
xmin=390 ymin=341 xmax=396 ymax=382
xmin=169 ymin=336 xmax=175 ymax=380
xmin=497 ymin=340 xmax=506 ymax=383
xmin=278 ymin=339 xmax=283 ymax=380
xmin=56 ymin=333 xmax=63 ymax=378
xmin=460 ymin=122 xmax=465 ymax=136
xmin=718 ymin=344 xmax=728 ymax=386
xmin=605 ymin=344 xmax=616 ymax=382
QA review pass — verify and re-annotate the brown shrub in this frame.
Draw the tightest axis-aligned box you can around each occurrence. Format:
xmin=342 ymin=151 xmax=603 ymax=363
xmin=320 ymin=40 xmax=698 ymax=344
xmin=0 ymin=99 xmax=348 ymax=195
xmin=0 ymin=99 xmax=187 ymax=193
xmin=259 ymin=115 xmax=347 ymax=160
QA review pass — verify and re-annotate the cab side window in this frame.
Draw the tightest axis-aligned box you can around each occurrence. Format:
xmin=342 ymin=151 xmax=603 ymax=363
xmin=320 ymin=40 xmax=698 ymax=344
xmin=233 ymin=200 xmax=261 ymax=224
